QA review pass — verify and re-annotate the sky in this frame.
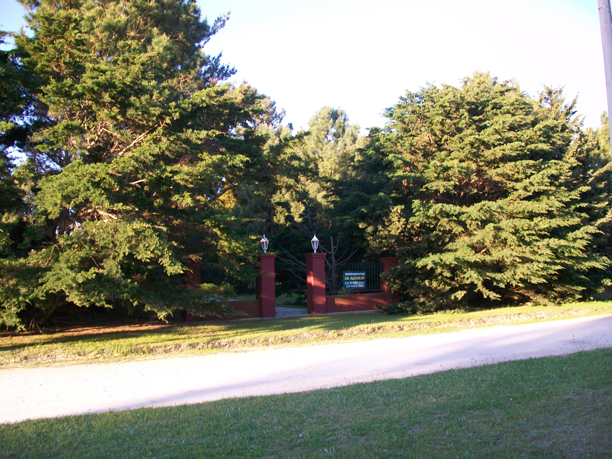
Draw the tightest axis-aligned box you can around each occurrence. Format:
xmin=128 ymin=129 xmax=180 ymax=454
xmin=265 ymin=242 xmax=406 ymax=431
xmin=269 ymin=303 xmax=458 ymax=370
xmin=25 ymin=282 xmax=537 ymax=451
xmin=0 ymin=0 xmax=607 ymax=132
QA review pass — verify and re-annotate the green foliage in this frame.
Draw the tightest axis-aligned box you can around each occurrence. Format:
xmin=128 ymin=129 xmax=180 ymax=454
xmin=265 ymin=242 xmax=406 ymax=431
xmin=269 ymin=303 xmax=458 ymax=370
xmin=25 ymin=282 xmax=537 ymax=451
xmin=0 ymin=0 xmax=279 ymax=329
xmin=374 ymin=73 xmax=611 ymax=312
xmin=221 ymin=106 xmax=371 ymax=294
xmin=2 ymin=3 xmax=610 ymax=328
xmin=260 ymin=108 xmax=372 ymax=292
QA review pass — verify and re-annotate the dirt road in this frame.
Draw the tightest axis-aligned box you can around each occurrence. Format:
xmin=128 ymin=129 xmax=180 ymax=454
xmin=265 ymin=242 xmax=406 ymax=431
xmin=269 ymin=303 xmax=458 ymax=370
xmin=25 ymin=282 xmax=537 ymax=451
xmin=1 ymin=314 xmax=611 ymax=424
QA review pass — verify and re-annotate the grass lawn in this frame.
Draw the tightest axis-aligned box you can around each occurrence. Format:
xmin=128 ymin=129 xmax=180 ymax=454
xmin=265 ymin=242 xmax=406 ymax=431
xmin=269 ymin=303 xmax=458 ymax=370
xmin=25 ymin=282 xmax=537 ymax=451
xmin=1 ymin=301 xmax=612 ymax=369
xmin=1 ymin=348 xmax=610 ymax=458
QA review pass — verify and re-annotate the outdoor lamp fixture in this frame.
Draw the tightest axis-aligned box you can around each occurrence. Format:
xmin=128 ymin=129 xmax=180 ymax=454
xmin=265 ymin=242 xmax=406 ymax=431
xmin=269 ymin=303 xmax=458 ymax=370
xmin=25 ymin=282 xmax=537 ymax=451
xmin=311 ymin=234 xmax=319 ymax=253
xmin=260 ymin=235 xmax=269 ymax=253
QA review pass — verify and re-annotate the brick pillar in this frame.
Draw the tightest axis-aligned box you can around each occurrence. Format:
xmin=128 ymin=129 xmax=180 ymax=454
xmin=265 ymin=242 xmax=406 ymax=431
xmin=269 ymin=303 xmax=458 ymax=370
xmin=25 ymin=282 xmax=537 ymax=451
xmin=185 ymin=261 xmax=200 ymax=291
xmin=183 ymin=261 xmax=201 ymax=322
xmin=380 ymin=257 xmax=400 ymax=305
xmin=306 ymin=253 xmax=327 ymax=314
xmin=258 ymin=254 xmax=276 ymax=318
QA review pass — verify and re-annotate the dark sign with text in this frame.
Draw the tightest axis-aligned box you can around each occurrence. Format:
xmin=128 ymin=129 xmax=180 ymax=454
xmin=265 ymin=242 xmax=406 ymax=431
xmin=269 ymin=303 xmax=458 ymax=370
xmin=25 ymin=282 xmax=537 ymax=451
xmin=343 ymin=271 xmax=366 ymax=290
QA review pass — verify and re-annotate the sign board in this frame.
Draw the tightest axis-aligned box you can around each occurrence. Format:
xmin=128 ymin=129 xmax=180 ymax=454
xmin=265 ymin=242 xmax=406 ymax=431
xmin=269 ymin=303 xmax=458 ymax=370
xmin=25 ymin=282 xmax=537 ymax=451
xmin=343 ymin=271 xmax=366 ymax=290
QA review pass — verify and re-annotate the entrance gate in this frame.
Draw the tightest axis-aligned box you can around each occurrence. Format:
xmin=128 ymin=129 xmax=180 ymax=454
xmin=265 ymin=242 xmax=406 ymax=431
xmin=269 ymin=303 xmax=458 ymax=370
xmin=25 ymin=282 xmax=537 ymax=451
xmin=305 ymin=255 xmax=399 ymax=314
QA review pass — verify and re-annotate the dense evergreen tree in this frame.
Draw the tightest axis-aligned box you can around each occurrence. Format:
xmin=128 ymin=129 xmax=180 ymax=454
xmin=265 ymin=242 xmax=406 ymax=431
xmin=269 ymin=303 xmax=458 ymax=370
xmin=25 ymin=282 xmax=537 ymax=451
xmin=373 ymin=73 xmax=610 ymax=312
xmin=0 ymin=31 xmax=37 ymax=221
xmin=0 ymin=0 xmax=278 ymax=329
xmin=0 ymin=37 xmax=21 ymax=222
xmin=570 ymin=113 xmax=612 ymax=287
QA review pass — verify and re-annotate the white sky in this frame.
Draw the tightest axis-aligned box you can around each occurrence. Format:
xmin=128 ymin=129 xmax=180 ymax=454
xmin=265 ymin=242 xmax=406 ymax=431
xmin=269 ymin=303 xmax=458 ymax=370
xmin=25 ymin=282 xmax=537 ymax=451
xmin=0 ymin=0 xmax=608 ymax=131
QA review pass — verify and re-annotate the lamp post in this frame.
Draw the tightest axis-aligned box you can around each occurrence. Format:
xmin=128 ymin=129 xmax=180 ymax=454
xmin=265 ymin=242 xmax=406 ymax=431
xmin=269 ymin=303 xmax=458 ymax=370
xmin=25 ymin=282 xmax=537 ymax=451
xmin=311 ymin=234 xmax=319 ymax=253
xmin=306 ymin=235 xmax=326 ymax=314
xmin=598 ymin=0 xmax=612 ymax=162
xmin=258 ymin=235 xmax=275 ymax=317
xmin=260 ymin=234 xmax=269 ymax=253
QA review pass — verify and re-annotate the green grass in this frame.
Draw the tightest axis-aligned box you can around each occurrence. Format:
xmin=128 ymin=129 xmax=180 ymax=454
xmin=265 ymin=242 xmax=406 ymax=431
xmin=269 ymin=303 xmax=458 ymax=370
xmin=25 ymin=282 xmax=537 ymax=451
xmin=1 ymin=301 xmax=612 ymax=369
xmin=1 ymin=348 xmax=610 ymax=458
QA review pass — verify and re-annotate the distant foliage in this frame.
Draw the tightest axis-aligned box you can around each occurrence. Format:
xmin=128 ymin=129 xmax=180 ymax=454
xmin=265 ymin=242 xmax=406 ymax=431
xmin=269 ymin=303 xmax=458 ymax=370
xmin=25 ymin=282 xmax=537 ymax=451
xmin=228 ymin=106 xmax=373 ymax=295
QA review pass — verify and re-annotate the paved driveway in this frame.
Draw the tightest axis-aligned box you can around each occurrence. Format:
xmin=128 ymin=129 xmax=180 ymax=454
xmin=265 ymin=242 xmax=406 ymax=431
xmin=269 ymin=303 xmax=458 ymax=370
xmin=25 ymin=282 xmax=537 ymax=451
xmin=1 ymin=314 xmax=611 ymax=424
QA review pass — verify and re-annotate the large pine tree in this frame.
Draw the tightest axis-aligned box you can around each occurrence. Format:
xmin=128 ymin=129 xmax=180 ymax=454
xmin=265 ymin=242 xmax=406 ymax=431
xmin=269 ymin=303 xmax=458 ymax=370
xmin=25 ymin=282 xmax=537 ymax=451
xmin=0 ymin=0 xmax=277 ymax=329
xmin=374 ymin=73 xmax=610 ymax=312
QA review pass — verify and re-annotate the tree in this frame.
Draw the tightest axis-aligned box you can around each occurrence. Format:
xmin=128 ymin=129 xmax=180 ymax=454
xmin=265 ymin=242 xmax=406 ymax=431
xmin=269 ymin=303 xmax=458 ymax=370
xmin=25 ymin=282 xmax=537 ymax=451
xmin=0 ymin=0 xmax=278 ymax=329
xmin=269 ymin=107 xmax=369 ymax=292
xmin=224 ymin=106 xmax=375 ymax=295
xmin=568 ymin=113 xmax=612 ymax=289
xmin=374 ymin=73 xmax=610 ymax=312
xmin=0 ymin=30 xmax=38 ymax=221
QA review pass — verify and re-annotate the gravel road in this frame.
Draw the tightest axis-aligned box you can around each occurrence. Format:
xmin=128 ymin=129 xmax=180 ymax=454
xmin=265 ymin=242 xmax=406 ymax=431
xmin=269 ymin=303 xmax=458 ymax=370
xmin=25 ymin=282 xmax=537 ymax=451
xmin=1 ymin=314 xmax=611 ymax=424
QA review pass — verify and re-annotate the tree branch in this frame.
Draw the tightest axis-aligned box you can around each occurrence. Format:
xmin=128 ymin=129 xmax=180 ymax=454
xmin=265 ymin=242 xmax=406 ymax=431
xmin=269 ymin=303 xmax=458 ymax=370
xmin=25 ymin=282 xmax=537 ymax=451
xmin=117 ymin=126 xmax=155 ymax=157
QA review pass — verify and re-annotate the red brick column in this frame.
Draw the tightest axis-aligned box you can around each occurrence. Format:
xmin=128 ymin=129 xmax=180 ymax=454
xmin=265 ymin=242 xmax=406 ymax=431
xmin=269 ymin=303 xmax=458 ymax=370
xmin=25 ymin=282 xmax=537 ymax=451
xmin=258 ymin=254 xmax=276 ymax=318
xmin=182 ymin=261 xmax=201 ymax=322
xmin=185 ymin=261 xmax=200 ymax=291
xmin=380 ymin=257 xmax=400 ymax=305
xmin=306 ymin=253 xmax=327 ymax=314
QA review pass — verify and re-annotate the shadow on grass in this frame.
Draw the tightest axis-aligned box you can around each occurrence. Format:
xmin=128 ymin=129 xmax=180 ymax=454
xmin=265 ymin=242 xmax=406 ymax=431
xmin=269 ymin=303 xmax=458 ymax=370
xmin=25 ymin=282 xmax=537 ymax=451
xmin=0 ymin=312 xmax=377 ymax=351
xmin=2 ymin=302 xmax=611 ymax=355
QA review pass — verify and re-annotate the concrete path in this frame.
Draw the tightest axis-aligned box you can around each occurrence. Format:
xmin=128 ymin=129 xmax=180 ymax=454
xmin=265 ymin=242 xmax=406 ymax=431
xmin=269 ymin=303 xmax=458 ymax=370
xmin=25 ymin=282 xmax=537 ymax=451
xmin=1 ymin=314 xmax=611 ymax=424
xmin=275 ymin=306 xmax=308 ymax=318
